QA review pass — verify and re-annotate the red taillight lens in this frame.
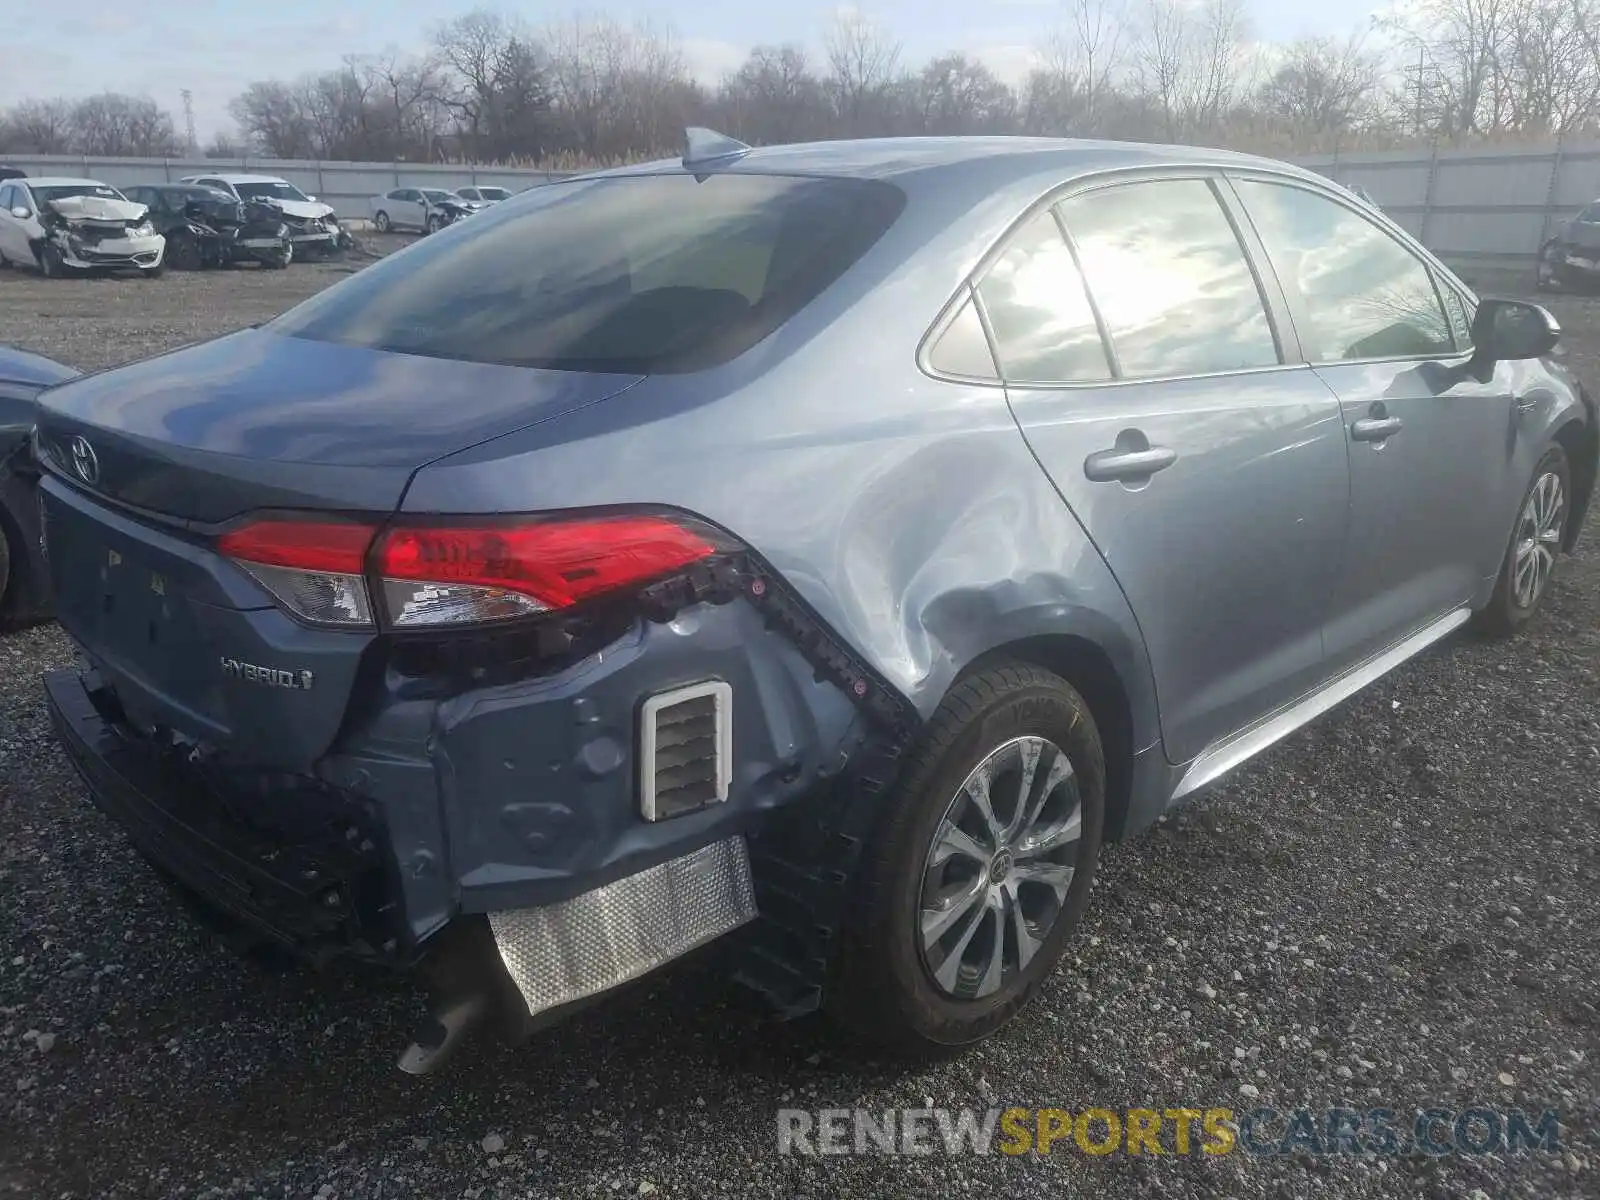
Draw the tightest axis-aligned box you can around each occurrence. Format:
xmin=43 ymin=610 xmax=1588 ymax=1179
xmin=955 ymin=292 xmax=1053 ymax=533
xmin=218 ymin=519 xmax=378 ymax=627
xmin=217 ymin=521 xmax=375 ymax=574
xmin=375 ymin=515 xmax=720 ymax=628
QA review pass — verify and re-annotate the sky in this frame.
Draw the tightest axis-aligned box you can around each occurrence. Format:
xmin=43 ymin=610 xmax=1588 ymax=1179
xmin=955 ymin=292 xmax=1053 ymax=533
xmin=0 ymin=0 xmax=1386 ymax=143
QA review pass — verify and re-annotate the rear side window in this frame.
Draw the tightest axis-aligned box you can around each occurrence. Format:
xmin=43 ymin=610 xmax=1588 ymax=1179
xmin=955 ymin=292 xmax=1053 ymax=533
xmin=1056 ymin=178 xmax=1280 ymax=378
xmin=1234 ymin=179 xmax=1453 ymax=362
xmin=272 ymin=173 xmax=905 ymax=373
xmin=927 ymin=292 xmax=998 ymax=380
xmin=975 ymin=210 xmax=1110 ymax=383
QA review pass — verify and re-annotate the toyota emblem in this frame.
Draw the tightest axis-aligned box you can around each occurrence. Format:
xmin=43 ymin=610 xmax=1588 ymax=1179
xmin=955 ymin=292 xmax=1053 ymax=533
xmin=67 ymin=435 xmax=100 ymax=486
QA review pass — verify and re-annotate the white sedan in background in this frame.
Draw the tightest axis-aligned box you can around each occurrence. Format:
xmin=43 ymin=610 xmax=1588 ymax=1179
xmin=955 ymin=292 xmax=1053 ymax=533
xmin=368 ymin=188 xmax=487 ymax=234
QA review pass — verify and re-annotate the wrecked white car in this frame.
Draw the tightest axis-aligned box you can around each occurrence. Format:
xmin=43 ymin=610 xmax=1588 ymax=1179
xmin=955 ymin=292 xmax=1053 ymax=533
xmin=0 ymin=178 xmax=166 ymax=278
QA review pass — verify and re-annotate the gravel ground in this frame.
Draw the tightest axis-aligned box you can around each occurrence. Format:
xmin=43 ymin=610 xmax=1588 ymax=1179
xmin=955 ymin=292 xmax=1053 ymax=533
xmin=0 ymin=258 xmax=1596 ymax=1199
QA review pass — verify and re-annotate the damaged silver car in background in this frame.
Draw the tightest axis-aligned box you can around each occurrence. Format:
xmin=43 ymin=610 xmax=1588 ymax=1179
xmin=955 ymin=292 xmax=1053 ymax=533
xmin=0 ymin=177 xmax=166 ymax=278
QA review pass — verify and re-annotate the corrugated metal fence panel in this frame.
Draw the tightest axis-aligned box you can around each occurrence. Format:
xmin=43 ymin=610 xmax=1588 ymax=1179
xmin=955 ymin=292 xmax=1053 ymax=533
xmin=12 ymin=141 xmax=1600 ymax=265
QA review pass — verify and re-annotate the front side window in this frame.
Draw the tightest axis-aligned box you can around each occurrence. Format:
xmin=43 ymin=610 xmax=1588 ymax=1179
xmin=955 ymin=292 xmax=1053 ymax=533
xmin=1234 ymin=178 xmax=1453 ymax=363
xmin=975 ymin=210 xmax=1110 ymax=384
xmin=1056 ymin=178 xmax=1279 ymax=378
xmin=271 ymin=172 xmax=905 ymax=374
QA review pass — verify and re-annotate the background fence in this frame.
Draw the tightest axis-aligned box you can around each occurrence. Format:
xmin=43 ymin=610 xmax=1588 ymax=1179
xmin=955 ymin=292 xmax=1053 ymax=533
xmin=10 ymin=141 xmax=1600 ymax=271
xmin=1304 ymin=139 xmax=1600 ymax=273
xmin=1 ymin=155 xmax=571 ymax=221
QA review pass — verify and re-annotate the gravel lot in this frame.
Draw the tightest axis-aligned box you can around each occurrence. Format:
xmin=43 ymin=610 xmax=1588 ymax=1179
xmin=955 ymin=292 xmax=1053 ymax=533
xmin=0 ymin=254 xmax=1596 ymax=1199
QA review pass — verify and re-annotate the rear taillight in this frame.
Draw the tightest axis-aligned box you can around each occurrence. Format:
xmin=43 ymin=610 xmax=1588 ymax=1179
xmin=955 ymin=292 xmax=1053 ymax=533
xmin=217 ymin=520 xmax=376 ymax=627
xmin=375 ymin=516 xmax=720 ymax=628
xmin=216 ymin=513 xmax=727 ymax=630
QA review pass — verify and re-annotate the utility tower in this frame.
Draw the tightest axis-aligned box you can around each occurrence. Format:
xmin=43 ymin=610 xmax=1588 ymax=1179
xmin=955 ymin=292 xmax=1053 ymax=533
xmin=181 ymin=89 xmax=197 ymax=152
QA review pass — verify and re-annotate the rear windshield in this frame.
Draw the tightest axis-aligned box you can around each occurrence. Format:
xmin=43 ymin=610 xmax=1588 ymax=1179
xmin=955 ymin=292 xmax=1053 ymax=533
xmin=269 ymin=172 xmax=906 ymax=373
xmin=480 ymin=188 xmax=510 ymax=200
xmin=237 ymin=181 xmax=308 ymax=202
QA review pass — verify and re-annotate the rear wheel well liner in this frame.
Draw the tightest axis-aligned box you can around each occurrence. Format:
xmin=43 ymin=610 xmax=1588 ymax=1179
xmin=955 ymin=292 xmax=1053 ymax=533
xmin=955 ymin=634 xmax=1135 ymax=842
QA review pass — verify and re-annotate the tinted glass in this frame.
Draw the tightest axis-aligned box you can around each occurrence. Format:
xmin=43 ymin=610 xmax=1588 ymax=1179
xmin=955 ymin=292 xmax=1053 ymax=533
xmin=31 ymin=183 xmax=123 ymax=203
xmin=272 ymin=173 xmax=905 ymax=373
xmin=1058 ymin=179 xmax=1278 ymax=378
xmin=237 ymin=181 xmax=307 ymax=202
xmin=0 ymin=185 xmax=13 ymax=209
xmin=1235 ymin=179 xmax=1452 ymax=362
xmin=976 ymin=210 xmax=1110 ymax=383
xmin=482 ymin=188 xmax=511 ymax=200
xmin=928 ymin=292 xmax=998 ymax=380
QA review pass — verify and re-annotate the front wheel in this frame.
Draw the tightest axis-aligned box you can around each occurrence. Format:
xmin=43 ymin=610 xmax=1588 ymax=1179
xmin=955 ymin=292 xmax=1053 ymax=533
xmin=831 ymin=663 xmax=1106 ymax=1057
xmin=1535 ymin=241 xmax=1562 ymax=292
xmin=1473 ymin=445 xmax=1571 ymax=637
xmin=373 ymin=211 xmax=390 ymax=233
xmin=426 ymin=213 xmax=443 ymax=234
xmin=36 ymin=243 xmax=64 ymax=278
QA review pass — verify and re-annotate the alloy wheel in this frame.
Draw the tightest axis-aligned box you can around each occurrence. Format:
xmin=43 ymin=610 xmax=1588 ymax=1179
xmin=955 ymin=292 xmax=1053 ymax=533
xmin=917 ymin=735 xmax=1083 ymax=1001
xmin=1513 ymin=470 xmax=1565 ymax=608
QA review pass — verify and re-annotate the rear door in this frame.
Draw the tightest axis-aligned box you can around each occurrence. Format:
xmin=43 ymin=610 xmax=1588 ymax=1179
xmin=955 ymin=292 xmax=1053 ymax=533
xmin=1227 ymin=175 xmax=1517 ymax=671
xmin=974 ymin=173 xmax=1351 ymax=763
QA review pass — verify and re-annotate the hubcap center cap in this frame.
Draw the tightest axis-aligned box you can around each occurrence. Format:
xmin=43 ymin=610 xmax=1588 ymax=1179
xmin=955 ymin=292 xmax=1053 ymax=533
xmin=988 ymin=850 xmax=1014 ymax=884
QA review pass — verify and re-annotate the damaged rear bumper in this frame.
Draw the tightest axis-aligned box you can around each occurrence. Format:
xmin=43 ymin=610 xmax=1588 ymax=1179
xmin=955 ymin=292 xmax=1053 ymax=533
xmin=46 ymin=665 xmax=401 ymax=963
xmin=45 ymin=565 xmax=913 ymax=1042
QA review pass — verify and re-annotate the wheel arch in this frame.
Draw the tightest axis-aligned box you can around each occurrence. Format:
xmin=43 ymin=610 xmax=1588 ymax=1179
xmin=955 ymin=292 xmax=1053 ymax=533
xmin=954 ymin=633 xmax=1141 ymax=844
xmin=1553 ymin=414 xmax=1597 ymax=552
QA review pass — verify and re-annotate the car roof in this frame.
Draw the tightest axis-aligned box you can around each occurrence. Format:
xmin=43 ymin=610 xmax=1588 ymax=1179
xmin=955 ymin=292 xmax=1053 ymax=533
xmin=591 ymin=135 xmax=1319 ymax=190
xmin=19 ymin=177 xmax=111 ymax=188
xmin=186 ymin=173 xmax=290 ymax=184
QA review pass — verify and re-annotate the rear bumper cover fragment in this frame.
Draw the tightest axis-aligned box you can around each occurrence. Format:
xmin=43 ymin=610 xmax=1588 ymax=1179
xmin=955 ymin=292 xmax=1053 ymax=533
xmin=488 ymin=837 xmax=757 ymax=1021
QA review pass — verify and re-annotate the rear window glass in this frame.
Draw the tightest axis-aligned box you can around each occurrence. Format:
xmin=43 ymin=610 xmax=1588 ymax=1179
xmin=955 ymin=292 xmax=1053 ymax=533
xmin=271 ymin=173 xmax=906 ymax=373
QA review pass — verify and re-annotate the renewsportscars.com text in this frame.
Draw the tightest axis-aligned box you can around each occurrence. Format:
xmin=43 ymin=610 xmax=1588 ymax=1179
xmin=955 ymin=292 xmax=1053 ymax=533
xmin=776 ymin=1105 xmax=1565 ymax=1158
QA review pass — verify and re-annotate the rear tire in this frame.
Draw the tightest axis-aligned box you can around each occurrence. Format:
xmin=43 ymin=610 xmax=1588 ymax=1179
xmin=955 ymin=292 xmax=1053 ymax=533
xmin=167 ymin=232 xmax=202 ymax=271
xmin=0 ymin=519 xmax=11 ymax=613
xmin=1473 ymin=445 xmax=1571 ymax=638
xmin=831 ymin=663 xmax=1106 ymax=1058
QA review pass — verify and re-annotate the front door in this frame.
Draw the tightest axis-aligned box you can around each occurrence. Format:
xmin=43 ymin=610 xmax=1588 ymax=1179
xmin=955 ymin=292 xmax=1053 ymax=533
xmin=979 ymin=175 xmax=1351 ymax=763
xmin=1228 ymin=176 xmax=1519 ymax=669
xmin=0 ymin=185 xmax=26 ymax=259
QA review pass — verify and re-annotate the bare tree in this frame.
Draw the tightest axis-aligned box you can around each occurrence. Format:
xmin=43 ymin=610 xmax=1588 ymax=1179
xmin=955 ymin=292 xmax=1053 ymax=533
xmin=909 ymin=54 xmax=1019 ymax=134
xmin=69 ymin=93 xmax=182 ymax=156
xmin=1130 ymin=0 xmax=1252 ymax=139
xmin=1256 ymin=34 xmax=1386 ymax=138
xmin=824 ymin=9 xmax=903 ymax=134
xmin=715 ymin=45 xmax=830 ymax=144
xmin=0 ymin=98 xmax=75 ymax=153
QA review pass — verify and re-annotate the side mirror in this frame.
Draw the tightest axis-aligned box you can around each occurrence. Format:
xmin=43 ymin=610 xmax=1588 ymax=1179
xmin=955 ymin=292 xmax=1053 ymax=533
xmin=1471 ymin=298 xmax=1560 ymax=362
xmin=306 ymin=194 xmax=317 ymax=202
xmin=10 ymin=206 xmax=30 ymax=219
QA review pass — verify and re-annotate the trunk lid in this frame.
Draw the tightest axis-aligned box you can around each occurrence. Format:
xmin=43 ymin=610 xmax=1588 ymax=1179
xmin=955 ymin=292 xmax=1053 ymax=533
xmin=34 ymin=328 xmax=644 ymax=522
xmin=36 ymin=332 xmax=643 ymax=769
